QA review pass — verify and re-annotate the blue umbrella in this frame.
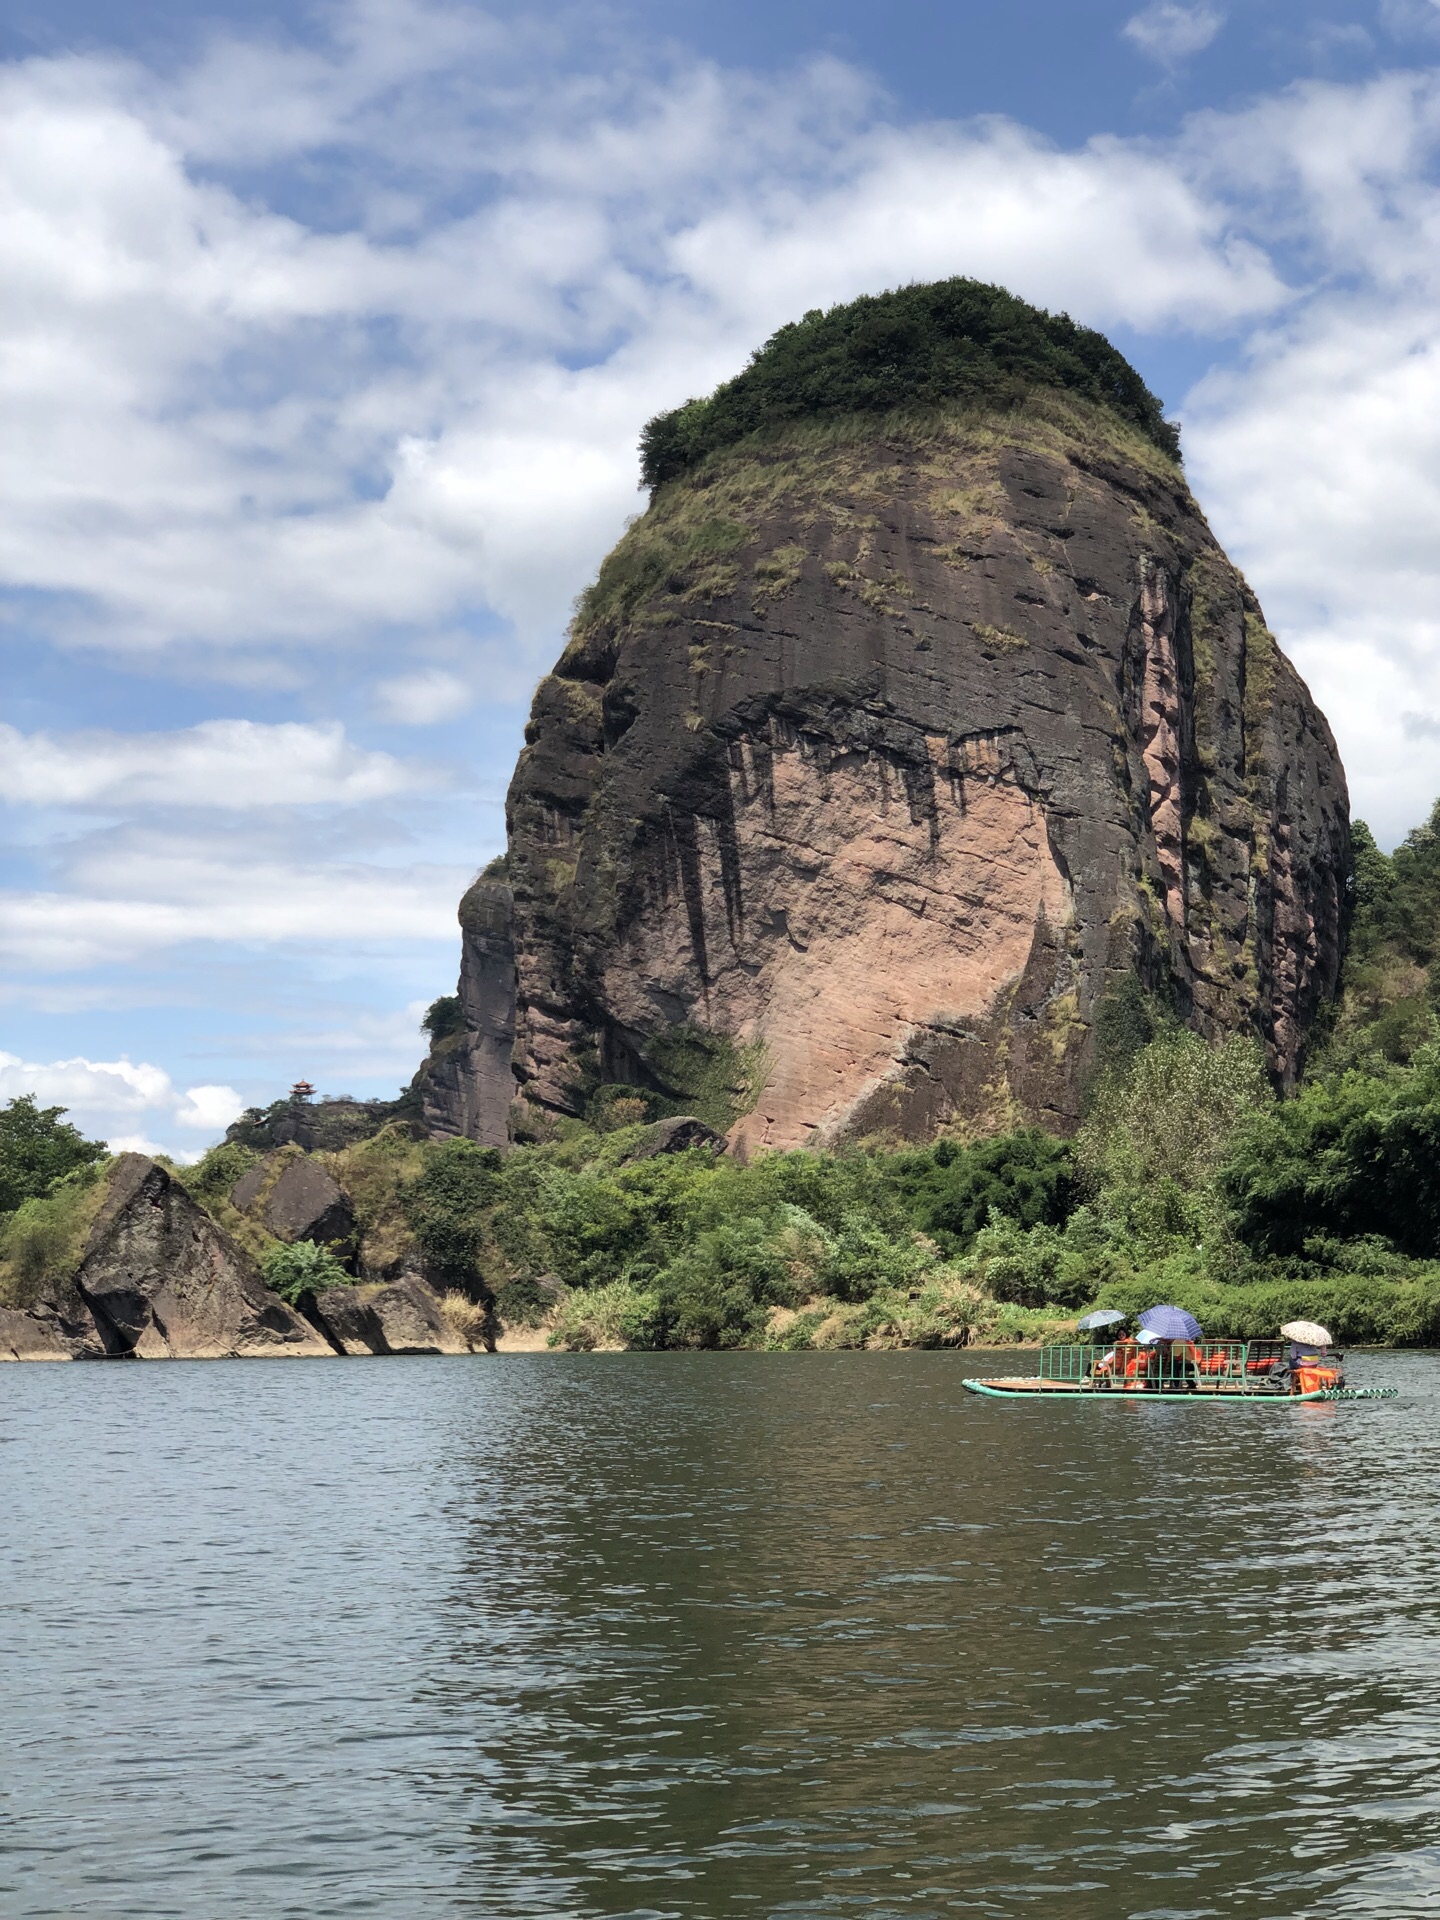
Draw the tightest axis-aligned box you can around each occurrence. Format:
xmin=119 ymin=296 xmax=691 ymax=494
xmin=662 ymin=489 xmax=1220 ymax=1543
xmin=1138 ymin=1304 xmax=1204 ymax=1341
xmin=1077 ymin=1308 xmax=1128 ymax=1332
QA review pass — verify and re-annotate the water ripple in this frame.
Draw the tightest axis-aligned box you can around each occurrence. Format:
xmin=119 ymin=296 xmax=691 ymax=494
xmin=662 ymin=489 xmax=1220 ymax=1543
xmin=1 ymin=1349 xmax=1436 ymax=1916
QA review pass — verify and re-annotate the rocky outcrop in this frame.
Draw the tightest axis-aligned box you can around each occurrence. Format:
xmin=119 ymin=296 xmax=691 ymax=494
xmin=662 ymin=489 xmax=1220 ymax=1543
xmin=312 ymin=1274 xmax=483 ymax=1354
xmin=410 ymin=874 xmax=516 ymax=1148
xmin=416 ymin=293 xmax=1352 ymax=1150
xmin=226 ymin=1094 xmax=405 ymax=1153
xmin=231 ymin=1150 xmax=355 ymax=1251
xmin=310 ymin=1284 xmax=387 ymax=1355
xmin=76 ymin=1154 xmax=332 ymax=1360
xmin=0 ymin=1277 xmax=114 ymax=1361
xmin=369 ymin=1274 xmax=470 ymax=1354
xmin=1 ymin=1154 xmax=502 ymax=1362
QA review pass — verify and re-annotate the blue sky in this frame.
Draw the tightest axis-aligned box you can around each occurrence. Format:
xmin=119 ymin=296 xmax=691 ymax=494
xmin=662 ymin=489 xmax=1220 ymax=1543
xmin=5 ymin=0 xmax=1440 ymax=1155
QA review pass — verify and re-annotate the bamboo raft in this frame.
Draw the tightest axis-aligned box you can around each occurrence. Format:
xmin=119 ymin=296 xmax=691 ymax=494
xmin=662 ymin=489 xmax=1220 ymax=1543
xmin=962 ymin=1339 xmax=1397 ymax=1402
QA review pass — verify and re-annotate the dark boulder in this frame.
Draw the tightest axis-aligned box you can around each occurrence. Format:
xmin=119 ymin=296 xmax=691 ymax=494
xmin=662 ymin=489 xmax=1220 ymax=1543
xmin=78 ymin=1154 xmax=333 ymax=1359
xmin=0 ymin=1276 xmax=117 ymax=1362
xmin=232 ymin=1150 xmax=355 ymax=1251
xmin=368 ymin=1273 xmax=470 ymax=1355
xmin=310 ymin=1285 xmax=387 ymax=1355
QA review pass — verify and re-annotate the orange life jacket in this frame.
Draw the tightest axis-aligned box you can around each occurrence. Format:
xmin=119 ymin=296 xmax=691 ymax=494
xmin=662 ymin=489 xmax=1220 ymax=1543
xmin=1295 ymin=1363 xmax=1341 ymax=1394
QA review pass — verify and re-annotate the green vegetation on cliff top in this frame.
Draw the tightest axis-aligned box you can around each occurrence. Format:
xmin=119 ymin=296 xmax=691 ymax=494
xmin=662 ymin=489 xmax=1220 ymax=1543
xmin=639 ymin=278 xmax=1180 ymax=491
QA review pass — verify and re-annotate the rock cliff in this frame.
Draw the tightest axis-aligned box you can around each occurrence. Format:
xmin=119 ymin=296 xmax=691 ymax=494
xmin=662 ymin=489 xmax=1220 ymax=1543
xmin=417 ymin=281 xmax=1351 ymax=1150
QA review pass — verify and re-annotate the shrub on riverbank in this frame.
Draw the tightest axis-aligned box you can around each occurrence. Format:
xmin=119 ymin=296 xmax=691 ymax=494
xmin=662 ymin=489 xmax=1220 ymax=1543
xmin=262 ymin=1238 xmax=350 ymax=1305
xmin=0 ymin=1162 xmax=110 ymax=1308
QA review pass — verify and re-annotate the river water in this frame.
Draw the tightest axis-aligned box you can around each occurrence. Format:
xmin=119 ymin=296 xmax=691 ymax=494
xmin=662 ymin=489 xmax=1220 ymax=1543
xmin=2 ymin=1350 xmax=1437 ymax=1918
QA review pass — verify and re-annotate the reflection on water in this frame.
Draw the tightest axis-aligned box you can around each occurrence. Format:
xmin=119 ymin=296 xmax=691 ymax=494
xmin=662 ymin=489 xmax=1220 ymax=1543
xmin=3 ymin=1350 xmax=1437 ymax=1916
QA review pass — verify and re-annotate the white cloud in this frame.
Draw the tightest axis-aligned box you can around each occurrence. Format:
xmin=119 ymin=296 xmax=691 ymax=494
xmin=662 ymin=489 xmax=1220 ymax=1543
xmin=373 ymin=668 xmax=473 ymax=725
xmin=0 ymin=838 xmax=466 ymax=970
xmin=175 ymin=1083 xmax=247 ymax=1130
xmin=105 ymin=1133 xmax=200 ymax=1162
xmin=1123 ymin=4 xmax=1226 ymax=64
xmin=0 ymin=12 xmax=1285 ymax=678
xmin=0 ymin=1048 xmax=243 ymax=1148
xmin=0 ymin=719 xmax=427 ymax=808
xmin=1176 ymin=74 xmax=1440 ymax=842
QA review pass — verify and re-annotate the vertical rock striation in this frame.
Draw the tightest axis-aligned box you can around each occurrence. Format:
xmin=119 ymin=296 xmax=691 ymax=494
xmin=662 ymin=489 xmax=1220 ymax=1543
xmin=423 ymin=287 xmax=1350 ymax=1149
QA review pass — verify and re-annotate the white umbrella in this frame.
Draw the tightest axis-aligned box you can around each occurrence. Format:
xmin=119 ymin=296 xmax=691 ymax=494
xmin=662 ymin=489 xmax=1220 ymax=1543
xmin=1280 ymin=1319 xmax=1332 ymax=1347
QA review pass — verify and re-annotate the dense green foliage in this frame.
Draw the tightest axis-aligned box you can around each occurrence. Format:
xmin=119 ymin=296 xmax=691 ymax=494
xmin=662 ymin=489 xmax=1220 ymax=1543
xmin=262 ymin=1238 xmax=351 ymax=1305
xmin=0 ymin=1163 xmax=109 ymax=1308
xmin=0 ymin=1095 xmax=107 ymax=1215
xmin=639 ymin=279 xmax=1179 ymax=490
xmin=1222 ymin=1049 xmax=1440 ymax=1258
xmin=402 ymin=1136 xmax=501 ymax=1289
xmin=1326 ymin=806 xmax=1440 ymax=1067
xmin=174 ymin=1141 xmax=258 ymax=1208
xmin=1075 ymin=1028 xmax=1271 ymax=1249
xmin=884 ymin=1128 xmax=1073 ymax=1252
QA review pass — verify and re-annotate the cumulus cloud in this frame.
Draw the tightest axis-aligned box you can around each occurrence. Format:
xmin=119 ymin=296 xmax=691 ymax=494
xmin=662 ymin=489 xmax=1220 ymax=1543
xmin=1123 ymin=4 xmax=1226 ymax=64
xmin=1175 ymin=73 xmax=1440 ymax=841
xmin=0 ymin=1049 xmax=244 ymax=1146
xmin=0 ymin=719 xmax=427 ymax=808
xmin=105 ymin=1134 xmax=196 ymax=1161
xmin=0 ymin=831 xmax=466 ymax=970
xmin=0 ymin=7 xmax=1285 ymax=679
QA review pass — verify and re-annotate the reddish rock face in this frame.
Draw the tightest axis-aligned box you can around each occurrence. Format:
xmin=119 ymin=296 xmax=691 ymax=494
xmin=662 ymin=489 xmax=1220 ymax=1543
xmin=424 ymin=396 xmax=1350 ymax=1147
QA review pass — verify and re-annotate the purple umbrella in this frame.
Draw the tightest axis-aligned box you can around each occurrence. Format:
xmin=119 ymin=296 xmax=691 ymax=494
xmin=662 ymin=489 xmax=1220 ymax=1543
xmin=1137 ymin=1304 xmax=1204 ymax=1341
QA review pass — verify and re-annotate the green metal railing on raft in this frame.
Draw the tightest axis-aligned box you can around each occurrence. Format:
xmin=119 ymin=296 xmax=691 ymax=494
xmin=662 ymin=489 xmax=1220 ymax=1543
xmin=1038 ymin=1341 xmax=1260 ymax=1390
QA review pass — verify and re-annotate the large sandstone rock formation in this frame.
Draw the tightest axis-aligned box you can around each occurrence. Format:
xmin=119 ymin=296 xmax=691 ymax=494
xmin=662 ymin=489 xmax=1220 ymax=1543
xmin=414 ymin=876 xmax=516 ymax=1147
xmin=76 ymin=1154 xmax=334 ymax=1359
xmin=3 ymin=1156 xmax=334 ymax=1361
xmin=418 ymin=285 xmax=1350 ymax=1150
